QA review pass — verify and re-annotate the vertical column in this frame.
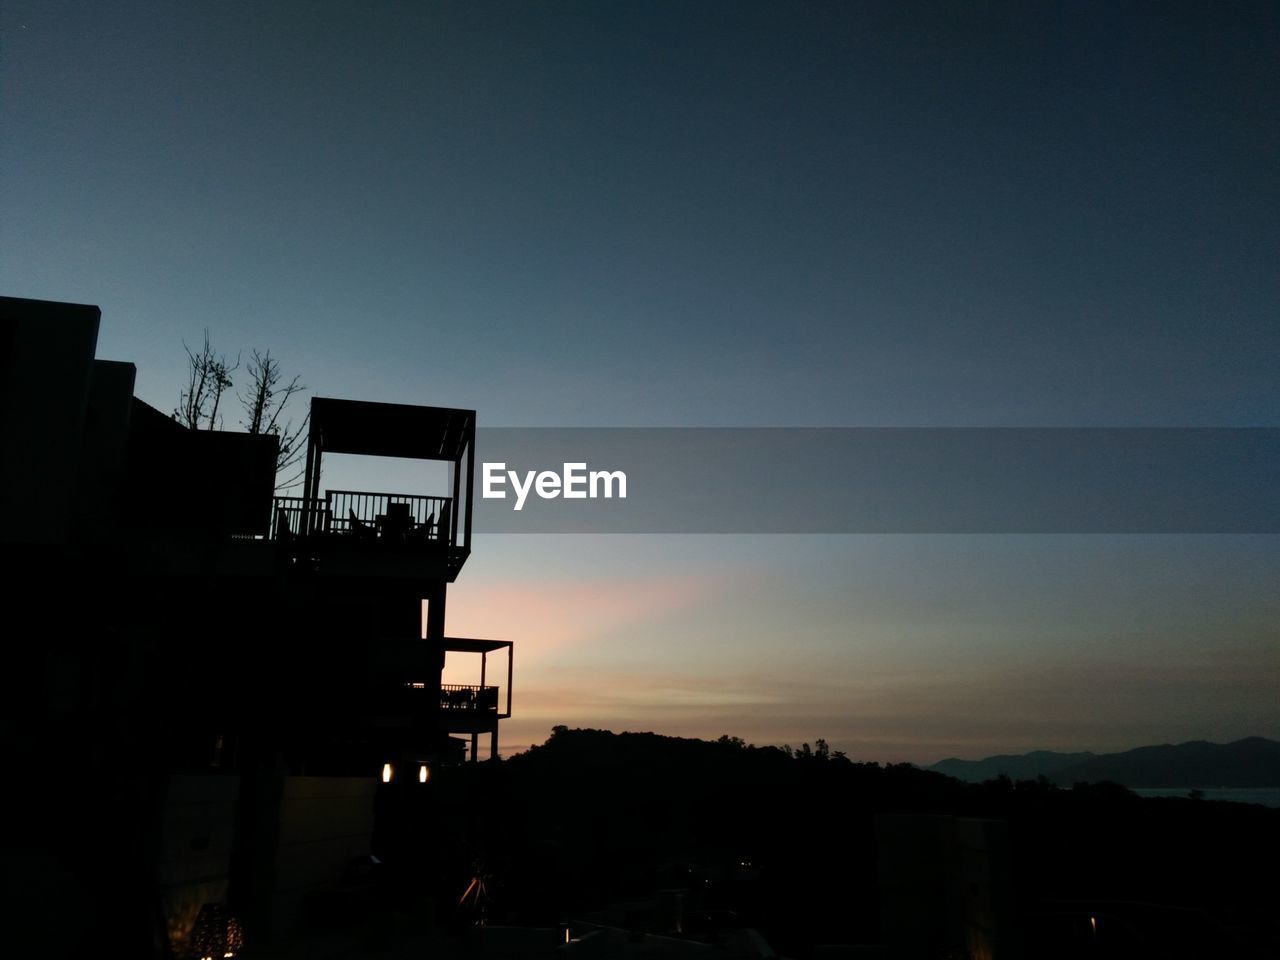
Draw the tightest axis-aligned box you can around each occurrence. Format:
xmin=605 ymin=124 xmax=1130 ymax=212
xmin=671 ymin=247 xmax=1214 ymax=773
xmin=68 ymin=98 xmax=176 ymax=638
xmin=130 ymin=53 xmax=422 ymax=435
xmin=424 ymin=583 xmax=448 ymax=753
xmin=301 ymin=433 xmax=318 ymax=534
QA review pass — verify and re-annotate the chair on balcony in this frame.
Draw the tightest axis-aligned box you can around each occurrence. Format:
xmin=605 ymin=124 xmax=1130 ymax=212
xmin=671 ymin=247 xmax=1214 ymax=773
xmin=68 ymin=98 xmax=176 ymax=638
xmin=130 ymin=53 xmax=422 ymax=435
xmin=348 ymin=508 xmax=377 ymax=541
xmin=404 ymin=511 xmax=434 ymax=544
xmin=446 ymin=687 xmax=474 ymax=710
xmin=274 ymin=507 xmax=294 ymax=541
xmin=435 ymin=501 xmax=451 ymax=543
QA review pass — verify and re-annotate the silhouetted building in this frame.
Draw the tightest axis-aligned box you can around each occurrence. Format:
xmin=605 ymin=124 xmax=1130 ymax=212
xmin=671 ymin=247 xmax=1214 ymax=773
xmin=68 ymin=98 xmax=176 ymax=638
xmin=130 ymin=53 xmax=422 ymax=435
xmin=1 ymin=295 xmax=513 ymax=957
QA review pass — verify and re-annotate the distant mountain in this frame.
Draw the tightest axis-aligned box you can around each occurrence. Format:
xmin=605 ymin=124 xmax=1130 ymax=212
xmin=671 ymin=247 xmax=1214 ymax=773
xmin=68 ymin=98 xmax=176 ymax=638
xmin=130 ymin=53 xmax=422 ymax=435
xmin=931 ymin=750 xmax=1096 ymax=784
xmin=931 ymin=737 xmax=1280 ymax=788
xmin=1056 ymin=737 xmax=1280 ymax=788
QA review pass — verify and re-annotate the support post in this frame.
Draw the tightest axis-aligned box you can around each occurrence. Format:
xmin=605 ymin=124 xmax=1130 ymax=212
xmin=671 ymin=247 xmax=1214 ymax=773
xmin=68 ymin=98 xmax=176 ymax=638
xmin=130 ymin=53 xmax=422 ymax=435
xmin=506 ymin=643 xmax=513 ymax=717
xmin=463 ymin=423 xmax=475 ymax=548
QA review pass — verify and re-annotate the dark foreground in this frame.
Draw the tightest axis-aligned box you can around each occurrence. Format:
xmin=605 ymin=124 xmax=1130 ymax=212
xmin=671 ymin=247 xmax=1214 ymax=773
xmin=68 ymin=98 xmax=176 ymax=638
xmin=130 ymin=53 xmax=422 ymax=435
xmin=10 ymin=727 xmax=1278 ymax=959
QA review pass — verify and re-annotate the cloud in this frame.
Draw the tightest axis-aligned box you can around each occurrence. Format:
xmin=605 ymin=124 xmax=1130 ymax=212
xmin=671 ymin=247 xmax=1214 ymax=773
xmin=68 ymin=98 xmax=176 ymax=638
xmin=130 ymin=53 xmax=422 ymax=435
xmin=440 ymin=571 xmax=731 ymax=663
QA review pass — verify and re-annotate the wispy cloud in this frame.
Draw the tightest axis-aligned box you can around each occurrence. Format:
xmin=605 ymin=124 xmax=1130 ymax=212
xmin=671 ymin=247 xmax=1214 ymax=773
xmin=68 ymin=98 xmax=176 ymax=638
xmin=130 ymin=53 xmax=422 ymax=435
xmin=442 ymin=571 xmax=733 ymax=662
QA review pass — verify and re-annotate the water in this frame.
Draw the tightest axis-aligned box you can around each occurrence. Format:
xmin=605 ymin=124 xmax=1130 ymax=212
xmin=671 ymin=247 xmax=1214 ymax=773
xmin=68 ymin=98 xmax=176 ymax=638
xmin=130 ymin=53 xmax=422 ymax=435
xmin=1132 ymin=787 xmax=1280 ymax=808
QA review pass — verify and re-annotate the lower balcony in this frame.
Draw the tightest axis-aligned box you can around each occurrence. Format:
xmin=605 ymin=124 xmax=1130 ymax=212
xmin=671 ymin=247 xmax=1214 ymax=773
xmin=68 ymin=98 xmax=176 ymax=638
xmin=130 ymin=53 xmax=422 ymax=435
xmin=402 ymin=682 xmax=502 ymax=715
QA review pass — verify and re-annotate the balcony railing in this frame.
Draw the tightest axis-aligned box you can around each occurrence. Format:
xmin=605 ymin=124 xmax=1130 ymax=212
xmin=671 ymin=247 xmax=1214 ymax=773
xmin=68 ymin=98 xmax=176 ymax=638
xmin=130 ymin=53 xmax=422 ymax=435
xmin=271 ymin=490 xmax=454 ymax=545
xmin=402 ymin=682 xmax=500 ymax=713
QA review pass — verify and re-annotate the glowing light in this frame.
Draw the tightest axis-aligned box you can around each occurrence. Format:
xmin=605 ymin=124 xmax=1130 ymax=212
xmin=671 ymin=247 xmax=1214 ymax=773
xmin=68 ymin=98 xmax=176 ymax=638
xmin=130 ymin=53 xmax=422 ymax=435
xmin=190 ymin=903 xmax=243 ymax=960
xmin=382 ymin=763 xmax=392 ymax=783
xmin=419 ymin=764 xmax=429 ymax=783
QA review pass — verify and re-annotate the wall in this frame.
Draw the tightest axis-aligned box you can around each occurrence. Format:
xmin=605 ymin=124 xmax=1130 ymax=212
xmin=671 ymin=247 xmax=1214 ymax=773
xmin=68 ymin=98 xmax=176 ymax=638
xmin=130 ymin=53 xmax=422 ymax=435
xmin=157 ymin=774 xmax=240 ymax=956
xmin=0 ymin=296 xmax=101 ymax=545
xmin=270 ymin=776 xmax=377 ymax=936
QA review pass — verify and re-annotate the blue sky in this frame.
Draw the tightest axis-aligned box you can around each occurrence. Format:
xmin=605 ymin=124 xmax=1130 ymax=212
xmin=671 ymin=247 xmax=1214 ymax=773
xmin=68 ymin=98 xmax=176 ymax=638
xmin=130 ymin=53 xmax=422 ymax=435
xmin=2 ymin=1 xmax=1276 ymax=760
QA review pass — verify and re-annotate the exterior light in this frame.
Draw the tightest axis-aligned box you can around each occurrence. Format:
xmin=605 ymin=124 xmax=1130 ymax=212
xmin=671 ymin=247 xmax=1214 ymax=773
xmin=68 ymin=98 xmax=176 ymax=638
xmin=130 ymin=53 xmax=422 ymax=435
xmin=419 ymin=764 xmax=429 ymax=783
xmin=189 ymin=903 xmax=243 ymax=960
xmin=381 ymin=763 xmax=392 ymax=783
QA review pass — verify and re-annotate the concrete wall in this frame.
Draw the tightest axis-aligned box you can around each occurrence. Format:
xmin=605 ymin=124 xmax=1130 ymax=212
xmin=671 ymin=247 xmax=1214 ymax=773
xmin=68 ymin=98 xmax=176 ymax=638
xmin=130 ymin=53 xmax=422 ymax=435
xmin=159 ymin=774 xmax=374 ymax=955
xmin=157 ymin=774 xmax=240 ymax=956
xmin=77 ymin=359 xmax=136 ymax=539
xmin=0 ymin=296 xmax=101 ymax=545
xmin=270 ymin=776 xmax=376 ymax=936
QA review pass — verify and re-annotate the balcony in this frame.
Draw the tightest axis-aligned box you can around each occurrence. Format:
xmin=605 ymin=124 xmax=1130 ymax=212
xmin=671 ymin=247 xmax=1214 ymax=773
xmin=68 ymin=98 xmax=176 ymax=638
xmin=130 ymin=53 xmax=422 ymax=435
xmin=272 ymin=397 xmax=476 ymax=579
xmin=271 ymin=491 xmax=455 ymax=544
xmin=378 ymin=638 xmax=511 ymax=760
xmin=405 ymin=683 xmax=503 ymax=713
xmin=270 ymin=490 xmax=467 ymax=578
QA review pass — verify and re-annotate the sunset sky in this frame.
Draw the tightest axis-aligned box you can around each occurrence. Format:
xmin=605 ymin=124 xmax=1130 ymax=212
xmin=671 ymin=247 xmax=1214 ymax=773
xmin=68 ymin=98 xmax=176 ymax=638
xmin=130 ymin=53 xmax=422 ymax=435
xmin=3 ymin=1 xmax=1276 ymax=762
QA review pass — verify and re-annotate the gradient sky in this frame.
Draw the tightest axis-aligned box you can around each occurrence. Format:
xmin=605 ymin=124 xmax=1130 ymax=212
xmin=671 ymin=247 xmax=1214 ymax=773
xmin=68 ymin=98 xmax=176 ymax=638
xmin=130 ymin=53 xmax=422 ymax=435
xmin=3 ymin=1 xmax=1276 ymax=762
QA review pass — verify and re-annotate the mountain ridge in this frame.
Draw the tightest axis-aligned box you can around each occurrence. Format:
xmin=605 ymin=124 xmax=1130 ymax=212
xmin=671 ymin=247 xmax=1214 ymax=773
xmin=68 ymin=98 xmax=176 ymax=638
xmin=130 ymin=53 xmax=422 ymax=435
xmin=930 ymin=736 xmax=1280 ymax=787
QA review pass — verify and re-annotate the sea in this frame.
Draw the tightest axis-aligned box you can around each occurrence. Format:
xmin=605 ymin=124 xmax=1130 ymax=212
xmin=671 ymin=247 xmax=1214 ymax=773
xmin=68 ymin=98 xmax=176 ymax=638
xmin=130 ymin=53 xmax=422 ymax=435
xmin=1132 ymin=787 xmax=1280 ymax=808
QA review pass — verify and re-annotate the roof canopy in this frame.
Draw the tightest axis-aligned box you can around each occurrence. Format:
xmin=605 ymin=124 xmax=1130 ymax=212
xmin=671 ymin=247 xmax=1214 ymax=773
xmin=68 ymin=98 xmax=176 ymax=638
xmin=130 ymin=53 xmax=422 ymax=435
xmin=309 ymin=397 xmax=474 ymax=461
xmin=442 ymin=637 xmax=512 ymax=654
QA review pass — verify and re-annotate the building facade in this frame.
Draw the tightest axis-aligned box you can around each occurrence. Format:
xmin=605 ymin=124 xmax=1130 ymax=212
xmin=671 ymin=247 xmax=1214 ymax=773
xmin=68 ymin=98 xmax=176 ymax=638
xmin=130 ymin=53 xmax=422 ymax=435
xmin=1 ymin=295 xmax=512 ymax=957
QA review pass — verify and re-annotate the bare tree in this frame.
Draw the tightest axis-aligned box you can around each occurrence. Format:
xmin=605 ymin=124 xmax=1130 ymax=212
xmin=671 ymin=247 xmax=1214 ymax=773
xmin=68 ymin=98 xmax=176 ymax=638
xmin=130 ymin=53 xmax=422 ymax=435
xmin=238 ymin=349 xmax=310 ymax=492
xmin=174 ymin=331 xmax=239 ymax=430
xmin=175 ymin=336 xmax=310 ymax=491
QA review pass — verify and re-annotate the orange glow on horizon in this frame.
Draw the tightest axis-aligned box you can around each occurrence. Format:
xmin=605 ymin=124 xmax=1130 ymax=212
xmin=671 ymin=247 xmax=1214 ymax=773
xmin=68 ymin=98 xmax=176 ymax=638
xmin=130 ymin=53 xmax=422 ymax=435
xmin=428 ymin=573 xmax=728 ymax=661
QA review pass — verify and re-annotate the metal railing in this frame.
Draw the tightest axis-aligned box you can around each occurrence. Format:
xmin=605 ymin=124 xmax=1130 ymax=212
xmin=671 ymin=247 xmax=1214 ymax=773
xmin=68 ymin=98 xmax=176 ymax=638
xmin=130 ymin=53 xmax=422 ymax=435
xmin=270 ymin=491 xmax=453 ymax=545
xmin=437 ymin=683 xmax=500 ymax=713
xmin=271 ymin=497 xmax=328 ymax=537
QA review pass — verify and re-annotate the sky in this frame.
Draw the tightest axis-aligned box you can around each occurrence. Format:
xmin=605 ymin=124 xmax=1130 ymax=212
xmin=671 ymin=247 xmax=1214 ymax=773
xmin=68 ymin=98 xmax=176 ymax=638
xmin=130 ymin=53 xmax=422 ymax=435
xmin=2 ymin=1 xmax=1277 ymax=762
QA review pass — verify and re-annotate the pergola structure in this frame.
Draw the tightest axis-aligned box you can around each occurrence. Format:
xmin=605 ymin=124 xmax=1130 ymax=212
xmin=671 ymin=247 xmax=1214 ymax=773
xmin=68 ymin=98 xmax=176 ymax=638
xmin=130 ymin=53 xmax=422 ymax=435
xmin=301 ymin=397 xmax=475 ymax=541
xmin=268 ymin=397 xmax=478 ymax=580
